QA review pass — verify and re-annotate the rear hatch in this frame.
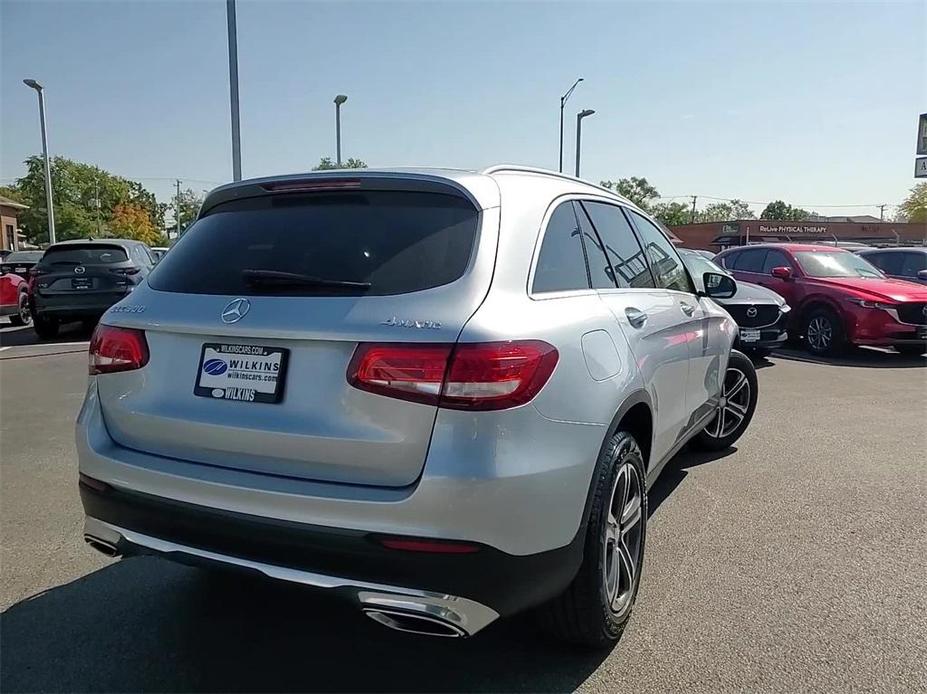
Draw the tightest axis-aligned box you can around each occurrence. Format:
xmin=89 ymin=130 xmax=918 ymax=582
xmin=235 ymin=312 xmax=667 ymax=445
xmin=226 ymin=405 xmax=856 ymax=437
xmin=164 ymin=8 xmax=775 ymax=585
xmin=34 ymin=243 xmax=134 ymax=302
xmin=96 ymin=178 xmax=498 ymax=487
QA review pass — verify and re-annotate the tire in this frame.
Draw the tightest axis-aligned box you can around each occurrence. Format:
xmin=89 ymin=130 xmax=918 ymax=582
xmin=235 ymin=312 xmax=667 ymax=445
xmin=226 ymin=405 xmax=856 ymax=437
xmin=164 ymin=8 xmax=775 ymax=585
xmin=9 ymin=291 xmax=31 ymax=326
xmin=803 ymin=306 xmax=845 ymax=356
xmin=32 ymin=314 xmax=59 ymax=340
xmin=691 ymin=350 xmax=758 ymax=452
xmin=540 ymin=430 xmax=647 ymax=648
xmin=896 ymin=344 xmax=926 ymax=356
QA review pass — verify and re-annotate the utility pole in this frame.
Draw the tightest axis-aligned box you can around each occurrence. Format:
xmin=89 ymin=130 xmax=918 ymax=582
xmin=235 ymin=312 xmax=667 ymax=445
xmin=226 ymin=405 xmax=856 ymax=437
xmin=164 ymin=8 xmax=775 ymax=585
xmin=690 ymin=196 xmax=697 ymax=224
xmin=879 ymin=204 xmax=886 ymax=221
xmin=176 ymin=180 xmax=182 ymax=238
xmin=94 ymin=179 xmax=101 ymax=236
xmin=226 ymin=0 xmax=242 ymax=181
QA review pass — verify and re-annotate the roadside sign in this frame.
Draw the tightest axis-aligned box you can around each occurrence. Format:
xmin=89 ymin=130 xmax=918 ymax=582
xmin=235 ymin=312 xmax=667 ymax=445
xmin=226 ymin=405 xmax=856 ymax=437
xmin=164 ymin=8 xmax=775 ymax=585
xmin=919 ymin=114 xmax=927 ymax=156
xmin=916 ymin=157 xmax=927 ymax=179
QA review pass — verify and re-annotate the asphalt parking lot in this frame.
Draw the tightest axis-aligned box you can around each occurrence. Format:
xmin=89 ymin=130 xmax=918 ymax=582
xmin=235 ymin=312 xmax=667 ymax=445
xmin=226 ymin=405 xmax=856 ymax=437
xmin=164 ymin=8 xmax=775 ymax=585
xmin=1 ymin=320 xmax=925 ymax=693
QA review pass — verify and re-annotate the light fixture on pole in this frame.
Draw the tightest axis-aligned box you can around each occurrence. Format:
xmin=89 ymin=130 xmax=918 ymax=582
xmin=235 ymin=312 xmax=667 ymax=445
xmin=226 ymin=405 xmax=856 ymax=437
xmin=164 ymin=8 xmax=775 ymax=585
xmin=23 ymin=79 xmax=56 ymax=245
xmin=226 ymin=0 xmax=242 ymax=181
xmin=559 ymin=78 xmax=583 ymax=173
xmin=575 ymin=109 xmax=595 ymax=178
xmin=334 ymin=94 xmax=348 ymax=167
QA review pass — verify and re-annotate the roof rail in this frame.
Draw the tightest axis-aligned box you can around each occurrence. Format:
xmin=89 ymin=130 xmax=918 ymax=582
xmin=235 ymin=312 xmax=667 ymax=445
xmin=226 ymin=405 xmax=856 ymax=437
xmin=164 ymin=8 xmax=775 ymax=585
xmin=480 ymin=165 xmax=633 ymax=204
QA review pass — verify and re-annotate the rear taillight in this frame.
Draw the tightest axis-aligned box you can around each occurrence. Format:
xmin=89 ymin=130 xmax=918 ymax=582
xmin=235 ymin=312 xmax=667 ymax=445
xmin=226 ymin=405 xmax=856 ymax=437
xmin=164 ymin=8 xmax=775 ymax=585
xmin=89 ymin=325 xmax=149 ymax=375
xmin=347 ymin=340 xmax=558 ymax=411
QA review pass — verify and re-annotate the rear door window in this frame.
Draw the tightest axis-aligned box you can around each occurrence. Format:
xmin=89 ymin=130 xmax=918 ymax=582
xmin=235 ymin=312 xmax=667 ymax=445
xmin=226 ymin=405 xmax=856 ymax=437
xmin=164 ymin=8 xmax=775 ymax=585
xmin=572 ymin=202 xmax=616 ymax=289
xmin=149 ymin=191 xmax=479 ymax=296
xmin=580 ymin=201 xmax=654 ymax=288
xmin=40 ymin=245 xmax=128 ymax=266
xmin=533 ymin=202 xmax=590 ymax=293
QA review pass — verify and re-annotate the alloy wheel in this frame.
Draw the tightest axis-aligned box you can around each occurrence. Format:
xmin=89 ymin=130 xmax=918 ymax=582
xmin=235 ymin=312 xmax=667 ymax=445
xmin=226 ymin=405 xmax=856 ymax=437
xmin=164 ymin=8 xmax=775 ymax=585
xmin=603 ymin=461 xmax=644 ymax=615
xmin=806 ymin=316 xmax=832 ymax=352
xmin=704 ymin=367 xmax=751 ymax=439
xmin=18 ymin=294 xmax=32 ymax=325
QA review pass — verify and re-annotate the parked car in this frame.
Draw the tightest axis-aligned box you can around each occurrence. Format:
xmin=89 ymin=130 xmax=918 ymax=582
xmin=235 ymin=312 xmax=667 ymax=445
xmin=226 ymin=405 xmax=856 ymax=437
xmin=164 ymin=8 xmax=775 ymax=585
xmin=0 ymin=269 xmax=31 ymax=326
xmin=678 ymin=248 xmax=789 ymax=356
xmin=0 ymin=250 xmax=45 ymax=278
xmin=855 ymin=247 xmax=927 ymax=286
xmin=691 ymin=249 xmax=717 ymax=261
xmin=715 ymin=243 xmax=927 ymax=356
xmin=0 ymin=249 xmax=11 ymax=260
xmin=30 ymin=239 xmax=157 ymax=339
xmin=77 ymin=166 xmax=757 ymax=648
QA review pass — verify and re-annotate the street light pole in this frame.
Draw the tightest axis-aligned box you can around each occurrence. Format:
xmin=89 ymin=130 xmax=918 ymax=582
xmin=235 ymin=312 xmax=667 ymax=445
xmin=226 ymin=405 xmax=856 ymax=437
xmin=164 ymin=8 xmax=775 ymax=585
xmin=559 ymin=77 xmax=583 ymax=173
xmin=334 ymin=94 xmax=347 ymax=166
xmin=575 ymin=109 xmax=595 ymax=178
xmin=23 ymin=79 xmax=56 ymax=245
xmin=226 ymin=0 xmax=242 ymax=181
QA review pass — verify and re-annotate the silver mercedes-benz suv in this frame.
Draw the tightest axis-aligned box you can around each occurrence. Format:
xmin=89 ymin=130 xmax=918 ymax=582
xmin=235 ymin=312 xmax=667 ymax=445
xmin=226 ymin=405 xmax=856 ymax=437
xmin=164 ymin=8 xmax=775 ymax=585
xmin=77 ymin=166 xmax=757 ymax=647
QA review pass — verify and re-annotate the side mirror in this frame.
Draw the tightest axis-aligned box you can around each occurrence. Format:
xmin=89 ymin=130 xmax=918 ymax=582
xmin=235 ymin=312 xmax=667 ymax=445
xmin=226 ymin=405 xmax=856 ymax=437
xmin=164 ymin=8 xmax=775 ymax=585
xmin=701 ymin=271 xmax=736 ymax=299
xmin=917 ymin=269 xmax=927 ymax=281
xmin=771 ymin=266 xmax=793 ymax=280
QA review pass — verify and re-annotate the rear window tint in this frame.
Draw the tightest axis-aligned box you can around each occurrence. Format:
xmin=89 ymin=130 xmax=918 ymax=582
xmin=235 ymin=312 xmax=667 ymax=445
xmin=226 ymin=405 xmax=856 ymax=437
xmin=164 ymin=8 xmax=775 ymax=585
xmin=149 ymin=191 xmax=479 ymax=296
xmin=40 ymin=245 xmax=128 ymax=265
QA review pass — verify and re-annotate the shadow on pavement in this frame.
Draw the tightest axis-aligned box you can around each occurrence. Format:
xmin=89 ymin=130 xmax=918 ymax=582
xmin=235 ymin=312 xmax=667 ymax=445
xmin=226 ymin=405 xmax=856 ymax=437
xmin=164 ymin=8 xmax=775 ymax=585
xmin=771 ymin=346 xmax=925 ymax=369
xmin=648 ymin=446 xmax=736 ymax=519
xmin=1 ymin=557 xmax=610 ymax=693
xmin=0 ymin=320 xmax=92 ymax=347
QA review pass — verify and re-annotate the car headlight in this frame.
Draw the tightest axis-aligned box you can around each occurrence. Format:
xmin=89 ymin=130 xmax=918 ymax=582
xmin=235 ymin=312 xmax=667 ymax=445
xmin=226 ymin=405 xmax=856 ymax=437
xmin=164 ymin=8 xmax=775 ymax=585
xmin=847 ymin=298 xmax=894 ymax=310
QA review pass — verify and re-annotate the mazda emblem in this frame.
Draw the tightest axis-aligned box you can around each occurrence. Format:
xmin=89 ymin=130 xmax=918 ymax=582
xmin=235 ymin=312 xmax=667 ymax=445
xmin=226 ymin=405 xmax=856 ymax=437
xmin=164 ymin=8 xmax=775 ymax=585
xmin=221 ymin=298 xmax=251 ymax=324
xmin=746 ymin=306 xmax=758 ymax=318
xmin=74 ymin=266 xmax=86 ymax=274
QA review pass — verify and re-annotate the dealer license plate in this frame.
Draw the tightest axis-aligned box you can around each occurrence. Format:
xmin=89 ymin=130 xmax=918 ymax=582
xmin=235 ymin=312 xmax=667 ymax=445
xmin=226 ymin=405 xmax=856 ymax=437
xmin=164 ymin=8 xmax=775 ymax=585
xmin=72 ymin=277 xmax=92 ymax=290
xmin=740 ymin=328 xmax=761 ymax=342
xmin=194 ymin=343 xmax=288 ymax=404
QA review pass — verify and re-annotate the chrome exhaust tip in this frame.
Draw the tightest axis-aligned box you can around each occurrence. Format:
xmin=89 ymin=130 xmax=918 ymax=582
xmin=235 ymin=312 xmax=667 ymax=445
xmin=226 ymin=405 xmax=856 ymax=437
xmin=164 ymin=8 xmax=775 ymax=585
xmin=84 ymin=534 xmax=120 ymax=557
xmin=363 ymin=608 xmax=466 ymax=638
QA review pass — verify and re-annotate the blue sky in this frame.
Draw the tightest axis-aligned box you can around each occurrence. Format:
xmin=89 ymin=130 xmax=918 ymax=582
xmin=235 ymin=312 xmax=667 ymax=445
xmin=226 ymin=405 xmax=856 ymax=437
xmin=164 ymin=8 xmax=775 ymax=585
xmin=2 ymin=1 xmax=924 ymax=217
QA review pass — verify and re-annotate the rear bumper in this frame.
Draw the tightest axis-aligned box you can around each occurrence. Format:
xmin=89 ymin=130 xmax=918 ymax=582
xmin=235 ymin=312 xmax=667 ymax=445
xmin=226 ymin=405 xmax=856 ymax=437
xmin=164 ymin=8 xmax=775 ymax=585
xmin=82 ymin=515 xmax=499 ymax=637
xmin=79 ymin=478 xmax=582 ymax=622
xmin=32 ymin=291 xmax=128 ymax=319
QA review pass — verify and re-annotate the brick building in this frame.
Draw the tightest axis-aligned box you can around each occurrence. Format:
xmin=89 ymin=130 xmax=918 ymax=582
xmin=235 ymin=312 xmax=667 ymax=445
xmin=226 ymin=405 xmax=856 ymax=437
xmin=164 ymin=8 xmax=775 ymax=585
xmin=0 ymin=195 xmax=28 ymax=252
xmin=670 ymin=218 xmax=927 ymax=251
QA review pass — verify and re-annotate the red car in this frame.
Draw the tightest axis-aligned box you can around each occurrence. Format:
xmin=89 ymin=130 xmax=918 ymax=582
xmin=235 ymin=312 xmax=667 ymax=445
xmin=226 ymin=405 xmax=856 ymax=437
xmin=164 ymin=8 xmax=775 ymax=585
xmin=715 ymin=243 xmax=927 ymax=356
xmin=0 ymin=270 xmax=31 ymax=326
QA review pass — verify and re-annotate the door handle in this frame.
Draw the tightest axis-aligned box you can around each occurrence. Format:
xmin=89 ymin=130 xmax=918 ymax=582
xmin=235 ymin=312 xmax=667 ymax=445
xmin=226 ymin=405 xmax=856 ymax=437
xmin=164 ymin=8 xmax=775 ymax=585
xmin=680 ymin=302 xmax=696 ymax=316
xmin=625 ymin=307 xmax=648 ymax=328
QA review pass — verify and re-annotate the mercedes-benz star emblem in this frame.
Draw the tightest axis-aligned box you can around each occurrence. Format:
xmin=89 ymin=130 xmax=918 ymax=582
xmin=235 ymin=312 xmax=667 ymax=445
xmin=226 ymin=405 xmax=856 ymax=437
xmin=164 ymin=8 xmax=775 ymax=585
xmin=746 ymin=306 xmax=758 ymax=318
xmin=221 ymin=298 xmax=251 ymax=324
xmin=74 ymin=266 xmax=86 ymax=274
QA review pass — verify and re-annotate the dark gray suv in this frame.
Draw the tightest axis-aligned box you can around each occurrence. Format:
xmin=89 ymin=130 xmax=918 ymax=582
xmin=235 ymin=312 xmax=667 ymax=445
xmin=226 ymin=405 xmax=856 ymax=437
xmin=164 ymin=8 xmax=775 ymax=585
xmin=31 ymin=239 xmax=156 ymax=339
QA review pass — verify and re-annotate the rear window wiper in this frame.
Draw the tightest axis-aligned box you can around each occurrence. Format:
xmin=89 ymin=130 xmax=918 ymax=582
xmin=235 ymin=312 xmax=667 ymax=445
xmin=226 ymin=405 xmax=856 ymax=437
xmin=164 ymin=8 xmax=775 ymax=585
xmin=242 ymin=269 xmax=371 ymax=290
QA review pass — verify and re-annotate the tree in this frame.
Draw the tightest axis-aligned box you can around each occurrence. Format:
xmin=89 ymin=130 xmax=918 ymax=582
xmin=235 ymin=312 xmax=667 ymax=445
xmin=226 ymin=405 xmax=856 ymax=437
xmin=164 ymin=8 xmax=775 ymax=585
xmin=10 ymin=155 xmax=164 ymax=244
xmin=600 ymin=177 xmax=659 ymax=210
xmin=897 ymin=183 xmax=927 ymax=224
xmin=0 ymin=185 xmax=26 ymax=204
xmin=697 ymin=199 xmax=756 ymax=223
xmin=312 ymin=157 xmax=368 ymax=171
xmin=650 ymin=201 xmax=692 ymax=227
xmin=109 ymin=203 xmax=160 ymax=246
xmin=760 ymin=200 xmax=810 ymax=221
xmin=171 ymin=188 xmax=205 ymax=234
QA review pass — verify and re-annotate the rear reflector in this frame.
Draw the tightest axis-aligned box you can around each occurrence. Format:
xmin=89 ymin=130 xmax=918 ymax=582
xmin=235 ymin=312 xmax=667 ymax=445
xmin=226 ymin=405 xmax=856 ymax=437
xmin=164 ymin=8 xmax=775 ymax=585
xmin=347 ymin=340 xmax=558 ymax=411
xmin=89 ymin=325 xmax=149 ymax=375
xmin=379 ymin=537 xmax=480 ymax=554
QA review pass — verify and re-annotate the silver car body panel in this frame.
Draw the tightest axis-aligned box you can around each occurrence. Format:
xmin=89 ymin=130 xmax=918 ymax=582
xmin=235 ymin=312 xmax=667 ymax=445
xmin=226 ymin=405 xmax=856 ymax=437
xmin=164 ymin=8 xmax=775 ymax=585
xmin=78 ymin=165 xmax=735 ymax=560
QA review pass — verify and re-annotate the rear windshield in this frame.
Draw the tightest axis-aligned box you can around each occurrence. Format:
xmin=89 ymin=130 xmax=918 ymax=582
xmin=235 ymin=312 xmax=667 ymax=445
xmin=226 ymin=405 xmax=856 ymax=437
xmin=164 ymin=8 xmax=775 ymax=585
xmin=40 ymin=244 xmax=129 ymax=266
xmin=3 ymin=251 xmax=44 ymax=263
xmin=148 ymin=191 xmax=479 ymax=296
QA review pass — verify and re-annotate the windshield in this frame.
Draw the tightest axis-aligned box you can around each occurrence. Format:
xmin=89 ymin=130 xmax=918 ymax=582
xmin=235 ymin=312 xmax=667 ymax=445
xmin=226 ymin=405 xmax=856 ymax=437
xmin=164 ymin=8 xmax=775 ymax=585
xmin=794 ymin=251 xmax=884 ymax=279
